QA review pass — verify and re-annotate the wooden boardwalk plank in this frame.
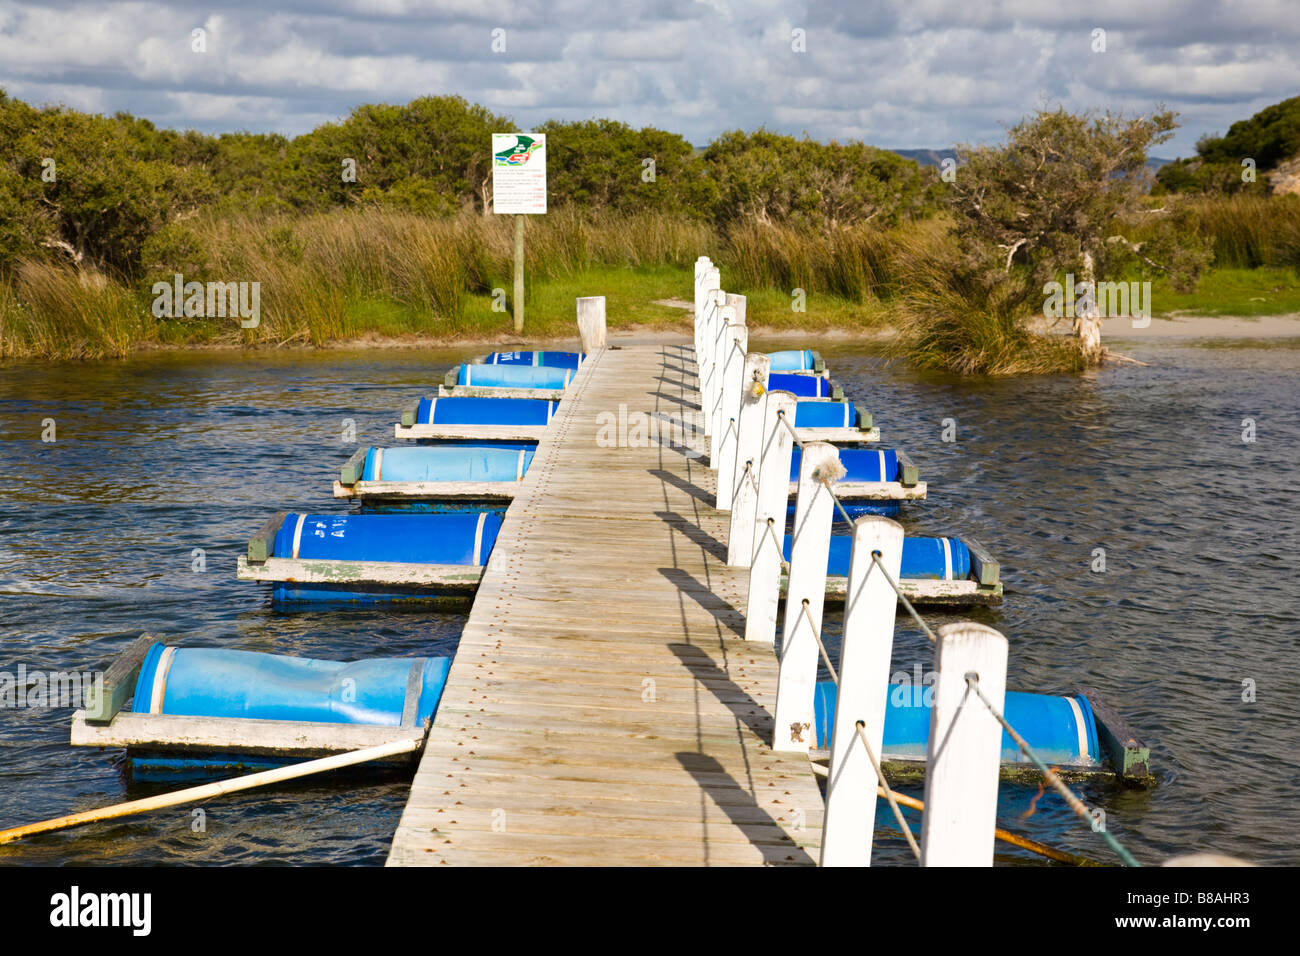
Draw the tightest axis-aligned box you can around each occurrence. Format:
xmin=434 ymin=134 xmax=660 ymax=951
xmin=388 ymin=341 xmax=824 ymax=867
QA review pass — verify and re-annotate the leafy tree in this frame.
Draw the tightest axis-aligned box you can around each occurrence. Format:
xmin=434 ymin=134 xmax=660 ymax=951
xmin=701 ymin=129 xmax=934 ymax=227
xmin=536 ymin=118 xmax=708 ymax=214
xmin=944 ymin=106 xmax=1209 ymax=362
xmin=286 ymin=96 xmax=509 ymax=213
xmin=0 ymin=95 xmax=216 ymax=274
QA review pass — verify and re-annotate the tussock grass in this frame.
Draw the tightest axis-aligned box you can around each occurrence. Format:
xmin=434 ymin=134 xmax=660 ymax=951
xmin=887 ymin=228 xmax=1086 ymax=375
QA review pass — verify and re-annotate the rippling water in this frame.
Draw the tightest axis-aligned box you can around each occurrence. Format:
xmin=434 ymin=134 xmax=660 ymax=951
xmin=1 ymin=338 xmax=1296 ymax=865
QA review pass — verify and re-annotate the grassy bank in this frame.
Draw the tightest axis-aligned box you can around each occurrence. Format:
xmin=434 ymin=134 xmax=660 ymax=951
xmin=0 ymin=208 xmax=897 ymax=361
xmin=2 ymin=202 xmax=1298 ymax=366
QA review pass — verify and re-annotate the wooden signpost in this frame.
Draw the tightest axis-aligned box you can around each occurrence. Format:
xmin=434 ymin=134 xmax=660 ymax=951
xmin=491 ymin=133 xmax=547 ymax=333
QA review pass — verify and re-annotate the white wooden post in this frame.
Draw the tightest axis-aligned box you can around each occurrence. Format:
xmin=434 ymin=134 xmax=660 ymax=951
xmin=701 ymin=288 xmax=726 ymax=436
xmin=920 ymin=622 xmax=1009 ymax=867
xmin=820 ymin=515 xmax=905 ymax=867
xmin=698 ymin=272 xmax=721 ymax=392
xmin=576 ymin=296 xmax=606 ymax=352
xmin=742 ymin=390 xmax=798 ymax=644
xmin=713 ymin=324 xmax=748 ymax=503
xmin=725 ymin=292 xmax=746 ymax=327
xmin=725 ymin=353 xmax=771 ymax=566
xmin=695 ymin=267 xmax=720 ymax=380
xmin=693 ymin=258 xmax=712 ymax=357
xmin=772 ymin=441 xmax=839 ymax=750
xmin=707 ymin=303 xmax=738 ymax=457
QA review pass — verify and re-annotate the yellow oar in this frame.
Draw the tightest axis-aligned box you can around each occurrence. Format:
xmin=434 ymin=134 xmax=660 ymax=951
xmin=0 ymin=736 xmax=421 ymax=846
xmin=878 ymin=786 xmax=1101 ymax=866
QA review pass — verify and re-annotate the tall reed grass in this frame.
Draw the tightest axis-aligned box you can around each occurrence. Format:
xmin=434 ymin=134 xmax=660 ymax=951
xmin=1130 ymin=194 xmax=1300 ymax=269
xmin=0 ymin=263 xmax=151 ymax=360
xmin=886 ymin=229 xmax=1086 ymax=375
xmin=4 ymin=194 xmax=1297 ymax=366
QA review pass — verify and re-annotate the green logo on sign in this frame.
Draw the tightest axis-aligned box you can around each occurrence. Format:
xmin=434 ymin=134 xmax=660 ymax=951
xmin=495 ymin=135 xmax=542 ymax=167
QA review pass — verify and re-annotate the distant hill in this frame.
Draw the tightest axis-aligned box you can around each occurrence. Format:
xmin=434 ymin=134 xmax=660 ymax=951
xmin=1156 ymin=95 xmax=1300 ymax=193
xmin=890 ymin=147 xmax=1172 ymax=174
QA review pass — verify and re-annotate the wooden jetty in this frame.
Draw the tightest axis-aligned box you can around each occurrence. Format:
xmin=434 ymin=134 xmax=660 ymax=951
xmin=387 ymin=340 xmax=827 ymax=866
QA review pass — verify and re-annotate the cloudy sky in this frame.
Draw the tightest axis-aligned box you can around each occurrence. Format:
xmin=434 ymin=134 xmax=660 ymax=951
xmin=1 ymin=0 xmax=1296 ymax=156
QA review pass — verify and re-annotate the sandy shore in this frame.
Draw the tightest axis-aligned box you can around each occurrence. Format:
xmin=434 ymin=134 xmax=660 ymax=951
xmin=46 ymin=311 xmax=1300 ymax=366
xmin=1098 ymin=312 xmax=1300 ymax=340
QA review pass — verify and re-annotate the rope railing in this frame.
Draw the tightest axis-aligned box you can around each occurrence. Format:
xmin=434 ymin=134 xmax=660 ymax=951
xmin=789 ymin=597 xmax=920 ymax=861
xmin=696 ymin=268 xmax=1138 ymax=867
xmin=965 ymin=673 xmax=1142 ymax=867
xmin=770 ymin=392 xmax=1140 ymax=867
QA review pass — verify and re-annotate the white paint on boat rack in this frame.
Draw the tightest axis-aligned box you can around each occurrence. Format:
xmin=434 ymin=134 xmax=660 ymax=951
xmin=437 ymin=384 xmax=565 ymax=401
xmin=236 ymin=556 xmax=483 ymax=590
xmin=71 ymin=710 xmax=424 ymax=761
xmin=795 ymin=426 xmax=882 ymax=443
xmin=815 ymin=575 xmax=1004 ymax=606
xmin=787 ymin=479 xmax=928 ymax=500
xmin=394 ymin=423 xmax=549 ymax=441
xmin=333 ymin=479 xmax=520 ymax=501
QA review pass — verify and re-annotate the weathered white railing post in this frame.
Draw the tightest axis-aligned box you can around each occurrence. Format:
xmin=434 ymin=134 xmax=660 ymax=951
xmin=576 ymin=296 xmax=606 ymax=352
xmin=725 ymin=353 xmax=771 ymax=566
xmin=707 ymin=303 xmax=739 ymax=459
xmin=742 ymin=390 xmax=798 ymax=643
xmin=772 ymin=441 xmax=839 ymax=750
xmin=695 ymin=264 xmax=718 ymax=363
xmin=701 ymin=288 xmax=727 ymax=437
xmin=725 ymin=292 xmax=746 ymax=330
xmin=712 ymin=325 xmax=748 ymax=503
xmin=820 ymin=515 xmax=905 ymax=867
xmin=920 ymin=621 xmax=1009 ymax=867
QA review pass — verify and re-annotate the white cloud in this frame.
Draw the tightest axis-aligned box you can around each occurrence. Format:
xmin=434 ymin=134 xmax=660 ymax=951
xmin=0 ymin=0 xmax=1294 ymax=155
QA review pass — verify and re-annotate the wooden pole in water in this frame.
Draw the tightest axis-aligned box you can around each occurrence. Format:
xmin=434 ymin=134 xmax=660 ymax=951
xmin=772 ymin=441 xmax=839 ymax=750
xmin=513 ymin=214 xmax=525 ymax=334
xmin=921 ymin=621 xmax=1008 ymax=867
xmin=0 ymin=736 xmax=423 ymax=846
xmin=820 ymin=515 xmax=904 ymax=867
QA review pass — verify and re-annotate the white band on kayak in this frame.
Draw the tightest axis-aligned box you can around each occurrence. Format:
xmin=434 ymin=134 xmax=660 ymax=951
xmin=1065 ymin=695 xmax=1089 ymax=759
xmin=941 ymin=537 xmax=953 ymax=580
xmin=515 ymin=450 xmax=526 ymax=481
xmin=877 ymin=449 xmax=888 ymax=482
xmin=291 ymin=513 xmax=307 ymax=559
xmin=149 ymin=646 xmax=177 ymax=715
xmin=473 ymin=512 xmax=487 ymax=565
xmin=373 ymin=447 xmax=384 ymax=482
xmin=423 ymin=398 xmax=436 ymax=424
xmin=464 ymin=365 xmax=473 ymax=386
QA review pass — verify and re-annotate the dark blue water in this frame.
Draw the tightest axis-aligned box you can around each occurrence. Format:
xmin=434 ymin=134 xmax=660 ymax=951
xmin=796 ymin=336 xmax=1300 ymax=866
xmin=1 ymin=338 xmax=1296 ymax=865
xmin=0 ymin=348 xmax=476 ymax=865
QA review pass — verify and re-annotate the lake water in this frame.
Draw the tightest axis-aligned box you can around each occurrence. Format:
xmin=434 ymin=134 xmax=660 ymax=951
xmin=0 ymin=336 xmax=1296 ymax=866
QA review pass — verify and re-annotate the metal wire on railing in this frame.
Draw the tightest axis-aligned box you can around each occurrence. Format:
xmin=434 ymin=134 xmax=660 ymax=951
xmin=965 ymin=674 xmax=1142 ymax=867
xmin=770 ymin=406 xmax=1141 ymax=866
